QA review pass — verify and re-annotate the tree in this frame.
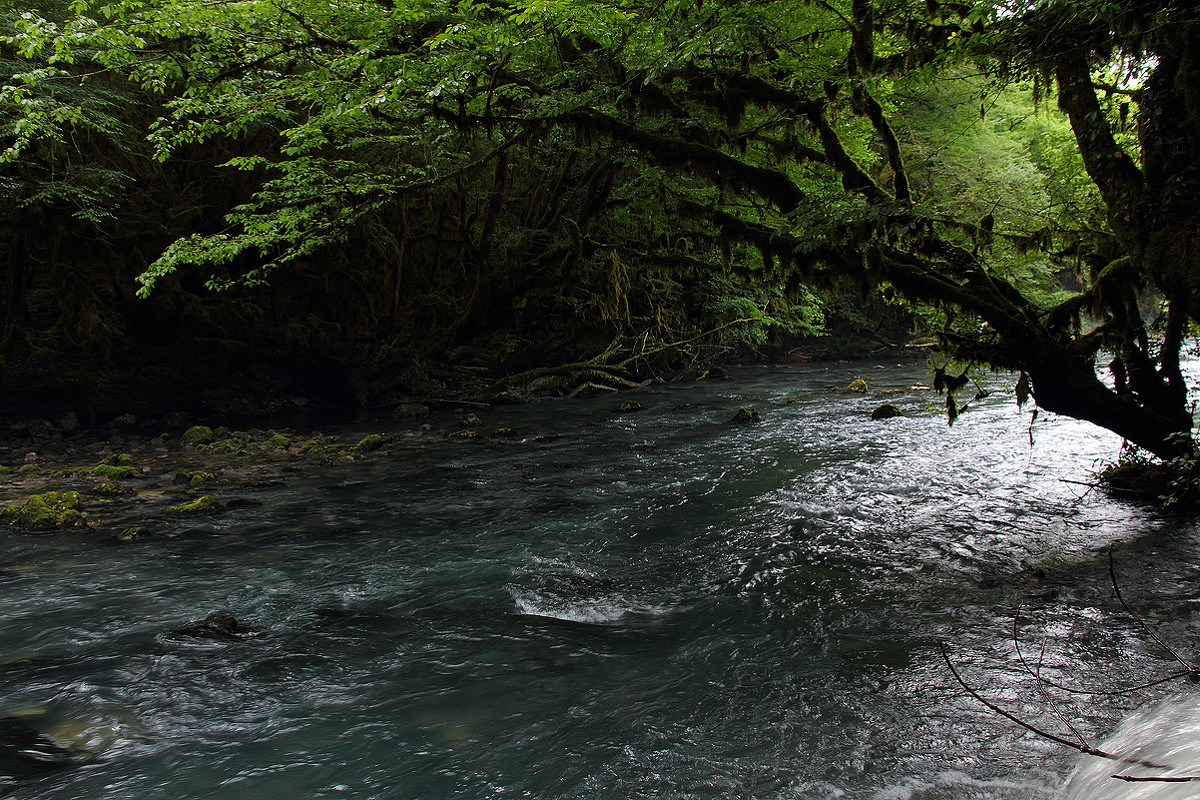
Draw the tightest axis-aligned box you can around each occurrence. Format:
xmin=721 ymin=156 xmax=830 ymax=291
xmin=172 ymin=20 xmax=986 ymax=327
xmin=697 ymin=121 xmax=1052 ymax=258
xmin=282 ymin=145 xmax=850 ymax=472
xmin=3 ymin=0 xmax=1197 ymax=460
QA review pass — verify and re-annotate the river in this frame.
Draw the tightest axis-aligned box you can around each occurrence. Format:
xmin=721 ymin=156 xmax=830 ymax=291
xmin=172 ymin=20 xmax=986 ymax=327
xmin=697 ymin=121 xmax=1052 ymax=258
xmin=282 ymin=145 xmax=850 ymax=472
xmin=3 ymin=360 xmax=1199 ymax=799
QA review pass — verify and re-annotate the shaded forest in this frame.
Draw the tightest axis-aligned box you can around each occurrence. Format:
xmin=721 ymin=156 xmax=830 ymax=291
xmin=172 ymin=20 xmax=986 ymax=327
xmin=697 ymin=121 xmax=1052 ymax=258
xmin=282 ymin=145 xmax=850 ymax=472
xmin=2 ymin=0 xmax=1197 ymax=465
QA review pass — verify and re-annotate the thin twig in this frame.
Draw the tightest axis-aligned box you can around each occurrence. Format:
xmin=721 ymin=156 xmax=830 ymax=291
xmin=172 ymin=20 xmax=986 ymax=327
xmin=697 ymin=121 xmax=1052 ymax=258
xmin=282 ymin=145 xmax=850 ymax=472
xmin=1108 ymin=544 xmax=1196 ymax=674
xmin=1012 ymin=606 xmax=1091 ymax=747
xmin=939 ymin=644 xmax=1169 ymax=770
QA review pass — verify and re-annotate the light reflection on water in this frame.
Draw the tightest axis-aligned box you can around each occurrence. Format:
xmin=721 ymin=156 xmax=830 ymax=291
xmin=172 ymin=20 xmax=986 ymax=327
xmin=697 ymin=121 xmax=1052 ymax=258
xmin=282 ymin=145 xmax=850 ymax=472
xmin=1 ymin=360 xmax=1197 ymax=799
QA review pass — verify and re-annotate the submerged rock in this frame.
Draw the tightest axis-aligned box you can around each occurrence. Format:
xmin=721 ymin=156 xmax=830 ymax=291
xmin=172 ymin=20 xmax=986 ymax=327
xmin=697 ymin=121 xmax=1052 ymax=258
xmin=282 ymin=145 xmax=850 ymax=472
xmin=171 ymin=613 xmax=254 ymax=642
xmin=0 ymin=716 xmax=82 ymax=779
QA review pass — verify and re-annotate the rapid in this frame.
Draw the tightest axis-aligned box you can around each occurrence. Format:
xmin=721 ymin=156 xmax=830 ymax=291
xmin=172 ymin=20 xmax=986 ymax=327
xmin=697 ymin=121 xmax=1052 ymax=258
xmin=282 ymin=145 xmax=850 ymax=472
xmin=3 ymin=360 xmax=1199 ymax=799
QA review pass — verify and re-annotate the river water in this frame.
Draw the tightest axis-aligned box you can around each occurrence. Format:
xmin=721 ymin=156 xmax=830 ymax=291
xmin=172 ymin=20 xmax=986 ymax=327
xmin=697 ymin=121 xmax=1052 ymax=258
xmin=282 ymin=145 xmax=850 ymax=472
xmin=3 ymin=360 xmax=1200 ymax=799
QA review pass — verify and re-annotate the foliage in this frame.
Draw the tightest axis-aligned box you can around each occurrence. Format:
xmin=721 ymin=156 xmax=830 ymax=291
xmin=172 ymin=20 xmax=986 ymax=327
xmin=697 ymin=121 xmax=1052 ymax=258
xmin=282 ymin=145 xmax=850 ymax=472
xmin=1 ymin=0 xmax=1197 ymax=464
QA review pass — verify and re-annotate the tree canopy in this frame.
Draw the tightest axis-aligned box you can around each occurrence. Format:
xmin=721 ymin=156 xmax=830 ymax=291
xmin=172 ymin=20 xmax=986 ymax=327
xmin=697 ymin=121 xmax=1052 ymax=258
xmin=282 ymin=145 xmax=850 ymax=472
xmin=3 ymin=0 xmax=1198 ymax=460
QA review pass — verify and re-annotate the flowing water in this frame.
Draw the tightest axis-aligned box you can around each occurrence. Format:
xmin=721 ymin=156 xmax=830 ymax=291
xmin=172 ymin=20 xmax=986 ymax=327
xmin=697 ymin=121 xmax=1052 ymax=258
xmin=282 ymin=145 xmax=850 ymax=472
xmin=3 ymin=361 xmax=1200 ymax=799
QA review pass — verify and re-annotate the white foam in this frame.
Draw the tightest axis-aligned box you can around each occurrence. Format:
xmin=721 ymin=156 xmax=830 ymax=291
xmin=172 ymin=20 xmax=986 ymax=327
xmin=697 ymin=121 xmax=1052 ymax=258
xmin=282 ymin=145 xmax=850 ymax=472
xmin=1063 ymin=692 xmax=1200 ymax=799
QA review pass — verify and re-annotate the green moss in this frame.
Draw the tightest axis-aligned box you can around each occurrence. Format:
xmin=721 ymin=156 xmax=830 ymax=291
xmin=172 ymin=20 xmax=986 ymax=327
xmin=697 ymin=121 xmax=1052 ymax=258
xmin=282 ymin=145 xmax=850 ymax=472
xmin=729 ymin=406 xmax=762 ymax=424
xmin=105 ymin=453 xmax=134 ymax=466
xmin=115 ymin=526 xmax=152 ymax=541
xmin=352 ymin=434 xmax=386 ymax=452
xmin=847 ymin=378 xmax=869 ymax=393
xmin=394 ymin=404 xmax=430 ymax=420
xmin=264 ymin=433 xmax=292 ymax=450
xmin=18 ymin=464 xmax=40 ymax=475
xmin=299 ymin=439 xmax=327 ymax=458
xmin=174 ymin=470 xmax=215 ymax=485
xmin=169 ymin=495 xmax=221 ymax=514
xmin=0 ymin=466 xmax=11 ymax=475
xmin=1 ymin=491 xmax=84 ymax=528
xmin=92 ymin=463 xmax=138 ymax=480
xmin=198 ymin=438 xmax=242 ymax=454
xmin=90 ymin=479 xmax=129 ymax=496
xmin=181 ymin=426 xmax=216 ymax=446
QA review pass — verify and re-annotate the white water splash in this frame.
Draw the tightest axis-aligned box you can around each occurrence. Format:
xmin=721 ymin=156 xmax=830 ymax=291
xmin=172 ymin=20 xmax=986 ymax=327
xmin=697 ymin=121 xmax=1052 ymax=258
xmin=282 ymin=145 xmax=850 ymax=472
xmin=1063 ymin=692 xmax=1200 ymax=800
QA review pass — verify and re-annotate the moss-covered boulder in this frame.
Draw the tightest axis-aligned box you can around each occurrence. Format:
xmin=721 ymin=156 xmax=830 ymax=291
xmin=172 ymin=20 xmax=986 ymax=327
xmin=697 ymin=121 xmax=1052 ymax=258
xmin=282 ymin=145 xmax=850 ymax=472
xmin=729 ymin=406 xmax=762 ymax=424
xmin=168 ymin=495 xmax=222 ymax=515
xmin=174 ymin=470 xmax=215 ymax=486
xmin=846 ymin=378 xmax=869 ymax=393
xmin=352 ymin=434 xmax=387 ymax=452
xmin=180 ymin=426 xmax=216 ymax=446
xmin=871 ymin=404 xmax=903 ymax=420
xmin=1 ymin=492 xmax=85 ymax=529
xmin=263 ymin=433 xmax=292 ymax=450
xmin=91 ymin=463 xmax=138 ymax=480
xmin=197 ymin=438 xmax=242 ymax=454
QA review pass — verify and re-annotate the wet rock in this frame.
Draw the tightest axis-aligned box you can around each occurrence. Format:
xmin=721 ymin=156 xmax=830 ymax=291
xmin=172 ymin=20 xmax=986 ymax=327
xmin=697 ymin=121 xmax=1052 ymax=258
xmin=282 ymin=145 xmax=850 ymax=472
xmin=704 ymin=365 xmax=730 ymax=380
xmin=729 ymin=406 xmax=761 ymax=424
xmin=168 ymin=495 xmax=222 ymax=515
xmin=180 ymin=426 xmax=216 ymax=447
xmin=490 ymin=427 xmax=518 ymax=438
xmin=174 ymin=470 xmax=215 ymax=486
xmin=171 ymin=613 xmax=253 ymax=642
xmin=871 ymin=403 xmax=903 ymax=420
xmin=0 ymin=716 xmax=82 ymax=779
xmin=263 ymin=433 xmax=291 ymax=450
xmin=91 ymin=463 xmax=138 ymax=480
xmin=1 ymin=491 xmax=85 ymax=529
xmin=114 ymin=526 xmax=154 ymax=542
xmin=393 ymin=404 xmax=430 ymax=421
xmin=352 ymin=434 xmax=386 ymax=452
xmin=846 ymin=378 xmax=869 ymax=393
xmin=616 ymin=400 xmax=643 ymax=413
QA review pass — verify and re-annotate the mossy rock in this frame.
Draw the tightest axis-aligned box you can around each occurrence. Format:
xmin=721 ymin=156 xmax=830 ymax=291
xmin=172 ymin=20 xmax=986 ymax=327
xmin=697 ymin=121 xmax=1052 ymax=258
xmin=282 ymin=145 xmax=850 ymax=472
xmin=846 ymin=378 xmax=869 ymax=393
xmin=90 ymin=479 xmax=131 ymax=496
xmin=169 ymin=495 xmax=222 ymax=515
xmin=18 ymin=464 xmax=40 ymax=475
xmin=263 ymin=433 xmax=292 ymax=450
xmin=104 ymin=453 xmax=134 ymax=466
xmin=616 ymin=400 xmax=643 ymax=413
xmin=115 ymin=526 xmax=153 ymax=542
xmin=352 ymin=434 xmax=387 ymax=452
xmin=491 ymin=427 xmax=518 ymax=438
xmin=1 ymin=492 xmax=85 ymax=529
xmin=174 ymin=470 xmax=215 ymax=486
xmin=729 ymin=406 xmax=762 ymax=424
xmin=0 ymin=466 xmax=12 ymax=476
xmin=91 ymin=464 xmax=138 ymax=480
xmin=180 ymin=426 xmax=216 ymax=446
xmin=394 ymin=404 xmax=430 ymax=421
xmin=197 ymin=438 xmax=242 ymax=454
xmin=871 ymin=404 xmax=903 ymax=420
xmin=298 ymin=439 xmax=327 ymax=458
